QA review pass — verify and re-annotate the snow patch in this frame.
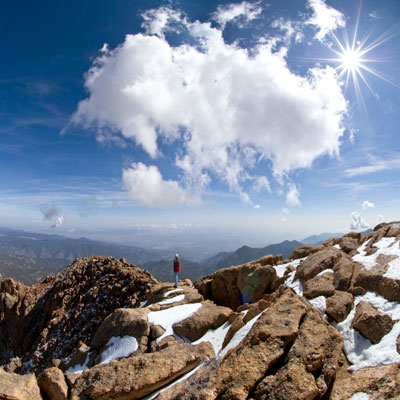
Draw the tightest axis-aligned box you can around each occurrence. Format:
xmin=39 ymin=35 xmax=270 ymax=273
xmin=308 ymin=296 xmax=326 ymax=314
xmin=284 ymin=270 xmax=303 ymax=295
xmin=192 ymin=321 xmax=231 ymax=355
xmin=164 ymin=288 xmax=184 ymax=297
xmin=273 ymin=258 xmax=303 ymax=278
xmin=100 ymin=336 xmax=138 ymax=365
xmin=335 ymin=291 xmax=400 ymax=371
xmin=316 ymin=268 xmax=334 ymax=277
xmin=148 ymin=303 xmax=202 ymax=343
xmin=348 ymin=392 xmax=370 ymax=400
xmin=353 ymin=237 xmax=399 ymax=271
xmin=333 ymin=244 xmax=341 ymax=249
xmin=219 ymin=310 xmax=266 ymax=359
xmin=158 ymin=294 xmax=185 ymax=305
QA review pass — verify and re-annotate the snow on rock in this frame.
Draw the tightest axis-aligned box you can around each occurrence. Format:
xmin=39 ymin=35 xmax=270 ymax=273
xmin=335 ymin=291 xmax=400 ymax=371
xmin=219 ymin=310 xmax=266 ymax=359
xmin=192 ymin=321 xmax=231 ymax=355
xmin=273 ymin=258 xmax=303 ymax=278
xmin=348 ymin=393 xmax=370 ymax=400
xmin=142 ymin=362 xmax=205 ymax=400
xmin=163 ymin=289 xmax=184 ymax=297
xmin=158 ymin=294 xmax=185 ymax=305
xmin=309 ymin=295 xmax=327 ymax=314
xmin=316 ymin=268 xmax=334 ymax=277
xmin=148 ymin=303 xmax=202 ymax=343
xmin=284 ymin=270 xmax=303 ymax=295
xmin=67 ymin=351 xmax=91 ymax=374
xmin=333 ymin=244 xmax=341 ymax=249
xmin=353 ymin=237 xmax=399 ymax=271
xmin=100 ymin=336 xmax=138 ymax=365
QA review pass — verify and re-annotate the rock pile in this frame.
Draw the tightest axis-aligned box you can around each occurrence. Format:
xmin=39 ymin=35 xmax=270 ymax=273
xmin=1 ymin=222 xmax=400 ymax=399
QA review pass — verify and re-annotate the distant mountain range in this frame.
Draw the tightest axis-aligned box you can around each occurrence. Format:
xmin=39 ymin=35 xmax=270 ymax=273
xmin=301 ymin=229 xmax=373 ymax=245
xmin=201 ymin=240 xmax=304 ymax=272
xmin=0 ymin=226 xmax=372 ymax=285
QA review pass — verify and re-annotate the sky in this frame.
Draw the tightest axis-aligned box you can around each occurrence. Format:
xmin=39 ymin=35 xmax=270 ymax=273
xmin=1 ymin=0 xmax=400 ymax=252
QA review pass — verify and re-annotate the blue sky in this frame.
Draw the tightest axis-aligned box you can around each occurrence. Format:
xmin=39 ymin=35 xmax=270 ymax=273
xmin=1 ymin=0 xmax=400 ymax=251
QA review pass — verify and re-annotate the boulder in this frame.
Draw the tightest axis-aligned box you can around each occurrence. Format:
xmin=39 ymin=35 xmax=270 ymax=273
xmin=333 ymin=257 xmax=356 ymax=291
xmin=222 ymin=315 xmax=245 ymax=349
xmin=353 ymin=270 xmax=400 ymax=302
xmin=173 ymin=300 xmax=232 ymax=341
xmin=145 ymin=286 xmax=203 ymax=310
xmin=0 ymin=367 xmax=42 ymax=400
xmin=325 ymin=291 xmax=354 ymax=322
xmin=290 ymin=244 xmax=324 ymax=260
xmin=70 ymin=342 xmax=215 ymax=400
xmin=90 ymin=308 xmax=150 ymax=350
xmin=331 ymin=363 xmax=400 ymax=400
xmin=303 ymin=272 xmax=335 ymax=299
xmin=294 ymin=248 xmax=342 ymax=282
xmin=352 ymin=301 xmax=395 ymax=344
xmin=336 ymin=234 xmax=361 ymax=255
xmin=38 ymin=367 xmax=68 ymax=400
xmin=195 ymin=261 xmax=278 ymax=310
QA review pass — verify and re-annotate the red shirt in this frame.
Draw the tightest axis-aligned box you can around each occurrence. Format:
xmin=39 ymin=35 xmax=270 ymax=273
xmin=173 ymin=259 xmax=181 ymax=272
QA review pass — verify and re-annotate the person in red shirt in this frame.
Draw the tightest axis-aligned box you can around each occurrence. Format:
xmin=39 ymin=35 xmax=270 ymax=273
xmin=173 ymin=254 xmax=181 ymax=288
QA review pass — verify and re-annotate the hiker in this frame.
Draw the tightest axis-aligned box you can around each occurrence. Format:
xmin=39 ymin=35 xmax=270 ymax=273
xmin=173 ymin=254 xmax=181 ymax=288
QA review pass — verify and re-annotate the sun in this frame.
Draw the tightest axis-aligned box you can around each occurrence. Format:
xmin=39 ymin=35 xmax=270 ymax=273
xmin=340 ymin=48 xmax=363 ymax=73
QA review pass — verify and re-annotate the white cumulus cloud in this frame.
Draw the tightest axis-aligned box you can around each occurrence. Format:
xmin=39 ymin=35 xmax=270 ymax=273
xmin=350 ymin=211 xmax=369 ymax=231
xmin=362 ymin=200 xmax=375 ymax=209
xmin=212 ymin=1 xmax=262 ymax=29
xmin=122 ymin=162 xmax=188 ymax=207
xmin=306 ymin=0 xmax=346 ymax=41
xmin=51 ymin=216 xmax=65 ymax=228
xmin=71 ymin=5 xmax=347 ymax=206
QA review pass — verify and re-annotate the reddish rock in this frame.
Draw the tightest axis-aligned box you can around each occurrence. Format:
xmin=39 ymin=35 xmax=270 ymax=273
xmin=70 ymin=342 xmax=215 ymax=400
xmin=90 ymin=308 xmax=150 ymax=350
xmin=294 ymin=248 xmax=342 ymax=282
xmin=331 ymin=363 xmax=400 ymax=400
xmin=173 ymin=300 xmax=232 ymax=341
xmin=290 ymin=244 xmax=324 ymax=260
xmin=0 ymin=368 xmax=42 ymax=400
xmin=303 ymin=272 xmax=335 ymax=299
xmin=38 ymin=367 xmax=68 ymax=400
xmin=333 ymin=257 xmax=356 ymax=291
xmin=326 ymin=291 xmax=354 ymax=322
xmin=195 ymin=260 xmax=278 ymax=309
xmin=352 ymin=301 xmax=394 ymax=344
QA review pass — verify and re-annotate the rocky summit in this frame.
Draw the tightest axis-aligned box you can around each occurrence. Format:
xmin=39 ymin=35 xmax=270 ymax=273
xmin=1 ymin=223 xmax=400 ymax=399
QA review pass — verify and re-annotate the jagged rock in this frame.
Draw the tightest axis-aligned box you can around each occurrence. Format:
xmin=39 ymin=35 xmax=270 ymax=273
xmin=294 ymin=248 xmax=342 ymax=282
xmin=173 ymin=300 xmax=232 ymax=341
xmin=326 ymin=291 xmax=354 ymax=322
xmin=90 ymin=308 xmax=150 ymax=351
xmin=353 ymin=268 xmax=400 ymax=302
xmin=145 ymin=286 xmax=203 ymax=310
xmin=70 ymin=342 xmax=215 ymax=400
xmin=156 ymin=287 xmax=343 ymax=400
xmin=352 ymin=301 xmax=394 ymax=344
xmin=38 ymin=367 xmax=68 ymax=400
xmin=333 ymin=257 xmax=356 ymax=291
xmin=303 ymin=272 xmax=335 ymax=299
xmin=0 ymin=367 xmax=42 ymax=400
xmin=290 ymin=244 xmax=324 ymax=260
xmin=222 ymin=315 xmax=245 ymax=349
xmin=150 ymin=324 xmax=165 ymax=339
xmin=0 ymin=256 xmax=157 ymax=374
xmin=243 ymin=298 xmax=271 ymax=324
xmin=336 ymin=236 xmax=360 ymax=255
xmin=331 ymin=363 xmax=400 ymax=399
xmin=195 ymin=261 xmax=278 ymax=309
